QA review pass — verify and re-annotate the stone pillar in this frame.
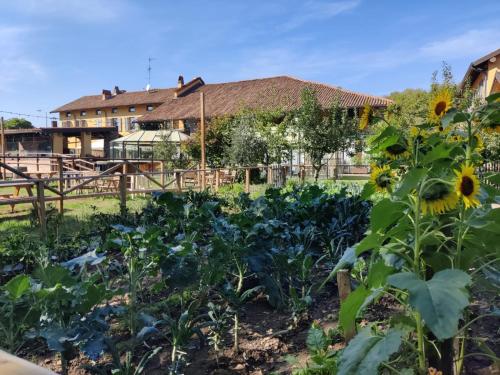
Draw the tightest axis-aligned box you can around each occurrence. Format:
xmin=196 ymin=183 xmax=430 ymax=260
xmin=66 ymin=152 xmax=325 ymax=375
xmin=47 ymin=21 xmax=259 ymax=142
xmin=80 ymin=132 xmax=92 ymax=157
xmin=52 ymin=133 xmax=64 ymax=154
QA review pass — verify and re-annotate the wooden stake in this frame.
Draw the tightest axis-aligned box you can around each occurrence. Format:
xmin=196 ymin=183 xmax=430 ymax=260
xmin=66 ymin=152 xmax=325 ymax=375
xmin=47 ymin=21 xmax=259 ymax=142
xmin=57 ymin=157 xmax=64 ymax=214
xmin=200 ymin=92 xmax=206 ymax=190
xmin=244 ymin=168 xmax=250 ymax=193
xmin=215 ymin=169 xmax=220 ymax=191
xmin=119 ymin=173 xmax=127 ymax=215
xmin=36 ymin=180 xmax=47 ymax=238
xmin=337 ymin=269 xmax=354 ymax=342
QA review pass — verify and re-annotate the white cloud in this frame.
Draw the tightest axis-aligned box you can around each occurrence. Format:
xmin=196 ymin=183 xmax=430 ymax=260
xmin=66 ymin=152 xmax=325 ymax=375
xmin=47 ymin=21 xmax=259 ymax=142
xmin=0 ymin=26 xmax=46 ymax=92
xmin=279 ymin=0 xmax=360 ymax=31
xmin=419 ymin=28 xmax=500 ymax=60
xmin=3 ymin=0 xmax=129 ymax=23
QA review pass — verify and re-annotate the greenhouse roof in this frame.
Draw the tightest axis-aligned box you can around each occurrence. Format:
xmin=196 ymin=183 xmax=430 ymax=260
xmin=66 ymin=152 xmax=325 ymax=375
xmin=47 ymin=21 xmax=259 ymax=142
xmin=110 ymin=130 xmax=190 ymax=144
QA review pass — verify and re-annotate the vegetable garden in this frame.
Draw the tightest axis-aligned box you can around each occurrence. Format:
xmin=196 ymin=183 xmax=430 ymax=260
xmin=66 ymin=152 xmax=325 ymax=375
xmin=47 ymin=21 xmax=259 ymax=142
xmin=1 ymin=92 xmax=499 ymax=375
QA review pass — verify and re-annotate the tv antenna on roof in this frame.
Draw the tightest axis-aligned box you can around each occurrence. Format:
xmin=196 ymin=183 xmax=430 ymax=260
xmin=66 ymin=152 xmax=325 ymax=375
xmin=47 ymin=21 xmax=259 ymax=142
xmin=147 ymin=57 xmax=156 ymax=89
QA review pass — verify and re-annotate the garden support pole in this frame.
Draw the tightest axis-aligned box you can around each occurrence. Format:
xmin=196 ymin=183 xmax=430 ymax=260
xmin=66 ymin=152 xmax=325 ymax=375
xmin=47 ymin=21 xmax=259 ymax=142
xmin=57 ymin=157 xmax=64 ymax=214
xmin=337 ymin=269 xmax=355 ymax=342
xmin=37 ymin=180 xmax=47 ymax=239
xmin=119 ymin=173 xmax=127 ymax=215
xmin=200 ymin=92 xmax=206 ymax=191
xmin=245 ymin=168 xmax=250 ymax=193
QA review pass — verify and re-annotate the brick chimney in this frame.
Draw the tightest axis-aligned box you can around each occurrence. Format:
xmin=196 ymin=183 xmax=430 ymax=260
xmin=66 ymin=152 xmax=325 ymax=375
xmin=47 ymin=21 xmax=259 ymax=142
xmin=102 ymin=89 xmax=112 ymax=100
xmin=177 ymin=75 xmax=184 ymax=88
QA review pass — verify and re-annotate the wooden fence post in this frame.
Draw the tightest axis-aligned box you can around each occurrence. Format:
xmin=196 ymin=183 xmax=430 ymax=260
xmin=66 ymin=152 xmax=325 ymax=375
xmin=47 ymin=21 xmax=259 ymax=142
xmin=36 ymin=180 xmax=47 ymax=238
xmin=119 ymin=173 xmax=127 ymax=215
xmin=244 ymin=168 xmax=250 ymax=193
xmin=160 ymin=161 xmax=165 ymax=188
xmin=215 ymin=169 xmax=220 ymax=191
xmin=267 ymin=166 xmax=273 ymax=185
xmin=281 ymin=166 xmax=287 ymax=187
xmin=337 ymin=269 xmax=354 ymax=342
xmin=57 ymin=157 xmax=64 ymax=214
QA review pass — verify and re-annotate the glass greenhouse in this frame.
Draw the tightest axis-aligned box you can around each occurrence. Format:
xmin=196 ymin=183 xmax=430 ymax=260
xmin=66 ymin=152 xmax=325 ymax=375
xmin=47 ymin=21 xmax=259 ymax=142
xmin=110 ymin=130 xmax=190 ymax=159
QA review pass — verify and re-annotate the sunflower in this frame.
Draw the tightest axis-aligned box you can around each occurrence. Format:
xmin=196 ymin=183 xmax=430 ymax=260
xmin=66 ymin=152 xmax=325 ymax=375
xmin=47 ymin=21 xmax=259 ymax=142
xmin=370 ymin=165 xmax=393 ymax=192
xmin=359 ymin=104 xmax=373 ymax=130
xmin=454 ymin=165 xmax=480 ymax=208
xmin=421 ymin=182 xmax=458 ymax=215
xmin=428 ymin=88 xmax=453 ymax=124
xmin=485 ymin=124 xmax=500 ymax=134
xmin=384 ymin=141 xmax=410 ymax=160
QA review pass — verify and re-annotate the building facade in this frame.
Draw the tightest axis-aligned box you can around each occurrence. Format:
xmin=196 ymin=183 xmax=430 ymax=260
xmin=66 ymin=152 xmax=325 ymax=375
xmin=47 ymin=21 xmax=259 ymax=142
xmin=461 ymin=48 xmax=500 ymax=100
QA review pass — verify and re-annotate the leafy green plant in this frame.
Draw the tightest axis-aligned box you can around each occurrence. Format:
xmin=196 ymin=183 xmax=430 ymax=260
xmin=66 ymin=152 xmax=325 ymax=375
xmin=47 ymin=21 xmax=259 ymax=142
xmin=337 ymin=91 xmax=500 ymax=374
xmin=0 ymin=274 xmax=39 ymax=353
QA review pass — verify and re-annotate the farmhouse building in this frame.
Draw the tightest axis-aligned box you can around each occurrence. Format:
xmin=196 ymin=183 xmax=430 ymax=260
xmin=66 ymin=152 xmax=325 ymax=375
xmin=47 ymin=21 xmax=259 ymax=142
xmin=51 ymin=75 xmax=392 ymax=156
xmin=461 ymin=48 xmax=500 ymax=99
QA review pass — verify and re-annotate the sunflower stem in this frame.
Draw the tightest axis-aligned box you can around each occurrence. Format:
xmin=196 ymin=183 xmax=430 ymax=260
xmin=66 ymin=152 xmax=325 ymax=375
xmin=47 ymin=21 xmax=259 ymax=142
xmin=413 ymin=191 xmax=426 ymax=372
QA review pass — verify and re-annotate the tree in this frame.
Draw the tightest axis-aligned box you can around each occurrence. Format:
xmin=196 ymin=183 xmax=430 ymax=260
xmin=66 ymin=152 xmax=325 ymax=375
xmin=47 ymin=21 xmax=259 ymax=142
xmin=227 ymin=115 xmax=267 ymax=166
xmin=4 ymin=118 xmax=33 ymax=129
xmin=295 ymin=88 xmax=360 ymax=181
xmin=386 ymin=89 xmax=429 ymax=128
xmin=183 ymin=116 xmax=233 ymax=168
xmin=153 ymin=132 xmax=188 ymax=168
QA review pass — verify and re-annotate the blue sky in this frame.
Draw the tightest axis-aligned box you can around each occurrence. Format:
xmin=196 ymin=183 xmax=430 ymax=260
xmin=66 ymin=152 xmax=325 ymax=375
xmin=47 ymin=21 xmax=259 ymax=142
xmin=0 ymin=0 xmax=499 ymax=125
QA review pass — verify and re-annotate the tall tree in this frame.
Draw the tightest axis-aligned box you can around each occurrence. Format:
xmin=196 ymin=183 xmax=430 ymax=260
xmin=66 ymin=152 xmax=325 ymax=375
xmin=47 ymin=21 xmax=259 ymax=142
xmin=295 ymin=88 xmax=360 ymax=181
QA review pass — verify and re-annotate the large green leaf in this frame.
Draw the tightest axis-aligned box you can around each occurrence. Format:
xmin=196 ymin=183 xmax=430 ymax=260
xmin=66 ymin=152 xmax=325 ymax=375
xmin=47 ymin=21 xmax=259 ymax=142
xmin=388 ymin=269 xmax=471 ymax=340
xmin=306 ymin=325 xmax=328 ymax=352
xmin=319 ymin=247 xmax=357 ymax=290
xmin=370 ymin=199 xmax=405 ymax=232
xmin=394 ymin=167 xmax=427 ymax=198
xmin=4 ymin=274 xmax=31 ymax=300
xmin=366 ymin=260 xmax=395 ymax=289
xmin=339 ymin=285 xmax=370 ymax=334
xmin=355 ymin=232 xmax=384 ymax=256
xmin=338 ymin=327 xmax=403 ymax=375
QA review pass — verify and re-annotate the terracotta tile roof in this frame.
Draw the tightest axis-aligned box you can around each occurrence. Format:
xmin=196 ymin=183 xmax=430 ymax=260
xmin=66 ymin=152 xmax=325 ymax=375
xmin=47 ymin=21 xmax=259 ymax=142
xmin=139 ymin=76 xmax=392 ymax=122
xmin=52 ymin=76 xmax=392 ymax=121
xmin=51 ymin=88 xmax=176 ymax=113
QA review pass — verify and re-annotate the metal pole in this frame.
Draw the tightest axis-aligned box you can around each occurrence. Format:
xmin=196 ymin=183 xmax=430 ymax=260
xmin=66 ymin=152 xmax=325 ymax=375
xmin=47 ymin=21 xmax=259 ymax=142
xmin=200 ymin=92 xmax=206 ymax=190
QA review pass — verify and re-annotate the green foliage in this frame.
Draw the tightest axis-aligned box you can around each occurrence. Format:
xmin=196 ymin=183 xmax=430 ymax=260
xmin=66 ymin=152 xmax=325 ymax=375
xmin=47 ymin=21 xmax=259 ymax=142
xmin=3 ymin=117 xmax=33 ymax=129
xmin=387 ymin=88 xmax=430 ymax=128
xmin=339 ymin=89 xmax=500 ymax=373
xmin=294 ymin=88 xmax=360 ymax=180
xmin=227 ymin=114 xmax=267 ymax=166
xmin=338 ymin=327 xmax=402 ymax=375
xmin=388 ymin=270 xmax=471 ymax=340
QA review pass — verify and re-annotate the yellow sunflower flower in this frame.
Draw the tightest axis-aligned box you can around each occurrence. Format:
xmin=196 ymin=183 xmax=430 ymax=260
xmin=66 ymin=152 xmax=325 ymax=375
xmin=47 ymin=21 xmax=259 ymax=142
xmin=428 ymin=88 xmax=453 ymax=124
xmin=454 ymin=165 xmax=480 ymax=209
xmin=370 ymin=165 xmax=393 ymax=192
xmin=428 ymin=368 xmax=443 ymax=375
xmin=359 ymin=104 xmax=373 ymax=130
xmin=421 ymin=182 xmax=458 ymax=215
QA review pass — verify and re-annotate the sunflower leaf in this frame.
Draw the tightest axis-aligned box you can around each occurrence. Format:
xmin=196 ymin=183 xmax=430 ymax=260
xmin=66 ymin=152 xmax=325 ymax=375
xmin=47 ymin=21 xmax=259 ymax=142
xmin=388 ymin=269 xmax=471 ymax=340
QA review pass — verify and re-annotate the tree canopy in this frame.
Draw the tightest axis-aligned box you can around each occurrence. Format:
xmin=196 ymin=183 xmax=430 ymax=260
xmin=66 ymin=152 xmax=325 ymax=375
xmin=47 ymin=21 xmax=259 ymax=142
xmin=294 ymin=88 xmax=360 ymax=180
xmin=3 ymin=118 xmax=34 ymax=129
